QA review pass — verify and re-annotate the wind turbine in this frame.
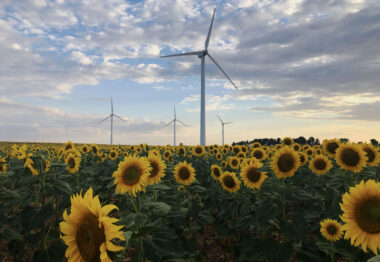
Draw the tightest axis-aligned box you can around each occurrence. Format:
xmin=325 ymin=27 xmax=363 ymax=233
xmin=165 ymin=106 xmax=188 ymax=146
xmin=160 ymin=8 xmax=238 ymax=146
xmin=217 ymin=115 xmax=232 ymax=145
xmin=98 ymin=97 xmax=126 ymax=145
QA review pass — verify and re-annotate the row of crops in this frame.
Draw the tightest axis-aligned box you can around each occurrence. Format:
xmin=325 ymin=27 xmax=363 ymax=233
xmin=0 ymin=138 xmax=380 ymax=262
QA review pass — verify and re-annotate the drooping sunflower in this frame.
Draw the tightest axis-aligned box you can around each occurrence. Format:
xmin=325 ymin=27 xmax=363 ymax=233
xmin=65 ymin=153 xmax=81 ymax=174
xmin=320 ymin=219 xmax=343 ymax=242
xmin=322 ymin=139 xmax=341 ymax=158
xmin=240 ymin=161 xmax=268 ymax=190
xmin=60 ymin=187 xmax=125 ymax=262
xmin=250 ymin=148 xmax=266 ymax=161
xmin=270 ymin=147 xmax=300 ymax=179
xmin=335 ymin=143 xmax=367 ymax=173
xmin=64 ymin=141 xmax=74 ymax=151
xmin=146 ymin=154 xmax=166 ymax=185
xmin=282 ymin=137 xmax=293 ymax=146
xmin=228 ymin=156 xmax=240 ymax=170
xmin=251 ymin=142 xmax=261 ymax=148
xmin=112 ymin=155 xmax=151 ymax=196
xmin=90 ymin=144 xmax=100 ymax=156
xmin=210 ymin=164 xmax=222 ymax=181
xmin=43 ymin=159 xmax=51 ymax=172
xmin=221 ymin=160 xmax=228 ymax=169
xmin=298 ymin=152 xmax=308 ymax=166
xmin=193 ymin=145 xmax=205 ymax=157
xmin=340 ymin=180 xmax=380 ymax=254
xmin=361 ymin=143 xmax=380 ymax=167
xmin=220 ymin=171 xmax=240 ymax=193
xmin=109 ymin=150 xmax=118 ymax=161
xmin=25 ymin=158 xmax=39 ymax=176
xmin=309 ymin=155 xmax=332 ymax=175
xmin=174 ymin=161 xmax=196 ymax=186
xmin=0 ymin=164 xmax=8 ymax=173
xmin=177 ymin=147 xmax=187 ymax=157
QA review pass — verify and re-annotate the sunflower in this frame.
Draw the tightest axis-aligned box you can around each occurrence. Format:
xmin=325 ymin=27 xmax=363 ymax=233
xmin=309 ymin=155 xmax=332 ymax=175
xmin=361 ymin=143 xmax=380 ymax=167
xmin=25 ymin=158 xmax=39 ymax=176
xmin=298 ymin=152 xmax=308 ymax=166
xmin=270 ymin=147 xmax=300 ymax=179
xmin=65 ymin=153 xmax=81 ymax=174
xmin=109 ymin=150 xmax=118 ymax=161
xmin=335 ymin=143 xmax=367 ymax=173
xmin=222 ymin=148 xmax=229 ymax=154
xmin=0 ymin=164 xmax=7 ymax=173
xmin=220 ymin=171 xmax=240 ymax=193
xmin=193 ymin=145 xmax=205 ymax=157
xmin=146 ymin=154 xmax=166 ymax=185
xmin=274 ymin=144 xmax=282 ymax=151
xmin=81 ymin=144 xmax=89 ymax=154
xmin=162 ymin=150 xmax=172 ymax=160
xmin=250 ymin=148 xmax=266 ymax=161
xmin=43 ymin=159 xmax=51 ymax=172
xmin=305 ymin=148 xmax=314 ymax=157
xmin=221 ymin=160 xmax=228 ymax=169
xmin=174 ymin=161 xmax=196 ymax=186
xmin=232 ymin=145 xmax=241 ymax=155
xmin=90 ymin=144 xmax=100 ymax=156
xmin=340 ymin=180 xmax=380 ymax=254
xmin=240 ymin=161 xmax=268 ymax=190
xmin=60 ymin=187 xmax=125 ymax=262
xmin=112 ymin=155 xmax=151 ymax=196
xmin=303 ymin=145 xmax=311 ymax=151
xmin=320 ymin=219 xmax=343 ymax=242
xmin=292 ymin=143 xmax=301 ymax=152
xmin=251 ymin=142 xmax=261 ymax=148
xmin=177 ymin=147 xmax=187 ymax=157
xmin=282 ymin=137 xmax=293 ymax=146
xmin=228 ymin=156 xmax=240 ymax=170
xmin=64 ymin=141 xmax=74 ymax=151
xmin=314 ymin=148 xmax=323 ymax=155
xmin=216 ymin=152 xmax=222 ymax=161
xmin=241 ymin=145 xmax=248 ymax=153
xmin=210 ymin=164 xmax=222 ymax=181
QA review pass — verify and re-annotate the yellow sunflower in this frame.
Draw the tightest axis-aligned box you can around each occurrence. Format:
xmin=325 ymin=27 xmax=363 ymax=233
xmin=216 ymin=152 xmax=222 ymax=161
xmin=25 ymin=158 xmax=39 ymax=176
xmin=309 ymin=155 xmax=332 ymax=175
xmin=221 ymin=160 xmax=228 ymax=169
xmin=282 ymin=137 xmax=293 ymax=146
xmin=222 ymin=148 xmax=229 ymax=154
xmin=146 ymin=154 xmax=166 ymax=185
xmin=0 ymin=164 xmax=8 ymax=173
xmin=90 ymin=144 xmax=100 ymax=156
xmin=240 ymin=161 xmax=268 ymax=189
xmin=177 ymin=147 xmax=187 ymax=157
xmin=112 ymin=155 xmax=151 ymax=196
xmin=64 ymin=141 xmax=74 ymax=151
xmin=60 ymin=187 xmax=125 ymax=262
xmin=361 ymin=143 xmax=380 ymax=167
xmin=81 ymin=144 xmax=89 ymax=154
xmin=320 ymin=219 xmax=343 ymax=242
xmin=43 ymin=159 xmax=51 ymax=172
xmin=270 ymin=147 xmax=300 ymax=179
xmin=109 ymin=150 xmax=118 ymax=161
xmin=340 ymin=180 xmax=380 ymax=254
xmin=228 ymin=156 xmax=240 ymax=170
xmin=250 ymin=148 xmax=266 ymax=161
xmin=305 ymin=148 xmax=314 ymax=158
xmin=162 ymin=150 xmax=172 ymax=160
xmin=251 ymin=142 xmax=261 ymax=148
xmin=335 ymin=143 xmax=367 ymax=173
xmin=220 ymin=171 xmax=240 ymax=193
xmin=292 ymin=143 xmax=301 ymax=152
xmin=298 ymin=152 xmax=308 ymax=166
xmin=174 ymin=161 xmax=196 ymax=186
xmin=232 ymin=145 xmax=241 ymax=155
xmin=322 ymin=139 xmax=341 ymax=158
xmin=210 ymin=164 xmax=222 ymax=181
xmin=65 ymin=153 xmax=81 ymax=174
xmin=193 ymin=145 xmax=205 ymax=157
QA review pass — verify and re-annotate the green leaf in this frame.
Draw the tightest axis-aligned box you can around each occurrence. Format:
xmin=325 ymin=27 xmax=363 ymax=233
xmin=142 ymin=201 xmax=171 ymax=216
xmin=368 ymin=256 xmax=380 ymax=262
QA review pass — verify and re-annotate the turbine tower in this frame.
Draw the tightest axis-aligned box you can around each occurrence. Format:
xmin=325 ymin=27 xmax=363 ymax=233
xmin=217 ymin=115 xmax=232 ymax=145
xmin=98 ymin=97 xmax=126 ymax=145
xmin=165 ymin=106 xmax=188 ymax=146
xmin=160 ymin=8 xmax=238 ymax=146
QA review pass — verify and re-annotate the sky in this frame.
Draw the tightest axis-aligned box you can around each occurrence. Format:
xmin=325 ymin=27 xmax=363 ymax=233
xmin=0 ymin=0 xmax=379 ymax=145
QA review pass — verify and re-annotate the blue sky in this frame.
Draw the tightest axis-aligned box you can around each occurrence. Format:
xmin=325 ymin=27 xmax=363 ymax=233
xmin=0 ymin=0 xmax=379 ymax=145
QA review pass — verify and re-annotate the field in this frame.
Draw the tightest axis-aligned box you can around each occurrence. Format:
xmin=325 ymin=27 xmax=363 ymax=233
xmin=1 ymin=139 xmax=380 ymax=262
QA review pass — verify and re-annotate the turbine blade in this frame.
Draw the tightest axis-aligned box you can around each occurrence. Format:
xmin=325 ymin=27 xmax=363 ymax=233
xmin=224 ymin=122 xmax=233 ymax=125
xmin=205 ymin=8 xmax=216 ymax=50
xmin=174 ymin=105 xmax=176 ymax=119
xmin=164 ymin=120 xmax=175 ymax=127
xmin=113 ymin=114 xmax=127 ymax=122
xmin=111 ymin=97 xmax=113 ymax=113
xmin=160 ymin=51 xmax=203 ymax=58
xmin=177 ymin=119 xmax=189 ymax=127
xmin=207 ymin=53 xmax=238 ymax=90
xmin=98 ymin=115 xmax=111 ymax=124
xmin=216 ymin=114 xmax=223 ymax=123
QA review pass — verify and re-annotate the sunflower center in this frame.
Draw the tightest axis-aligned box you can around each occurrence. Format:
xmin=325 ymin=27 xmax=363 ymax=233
xmin=195 ymin=147 xmax=202 ymax=154
xmin=314 ymin=159 xmax=327 ymax=170
xmin=363 ymin=148 xmax=375 ymax=163
xmin=65 ymin=145 xmax=72 ymax=150
xmin=212 ymin=168 xmax=221 ymax=178
xmin=326 ymin=224 xmax=338 ymax=235
xmin=68 ymin=158 xmax=76 ymax=169
xmin=83 ymin=147 xmax=88 ymax=152
xmin=277 ymin=154 xmax=295 ymax=173
xmin=247 ymin=167 xmax=261 ymax=182
xmin=231 ymin=159 xmax=238 ymax=166
xmin=111 ymin=152 xmax=116 ymax=158
xmin=76 ymin=214 xmax=106 ymax=262
xmin=122 ymin=166 xmax=141 ymax=186
xmin=92 ymin=147 xmax=97 ymax=154
xmin=253 ymin=150 xmax=263 ymax=159
xmin=299 ymin=154 xmax=305 ymax=164
xmin=306 ymin=150 xmax=313 ymax=156
xmin=149 ymin=161 xmax=159 ymax=178
xmin=341 ymin=148 xmax=360 ymax=166
xmin=178 ymin=167 xmax=190 ymax=180
xmin=179 ymin=148 xmax=185 ymax=155
xmin=223 ymin=175 xmax=236 ymax=188
xmin=327 ymin=142 xmax=339 ymax=154
xmin=294 ymin=145 xmax=300 ymax=151
xmin=355 ymin=198 xmax=380 ymax=234
xmin=283 ymin=139 xmax=291 ymax=145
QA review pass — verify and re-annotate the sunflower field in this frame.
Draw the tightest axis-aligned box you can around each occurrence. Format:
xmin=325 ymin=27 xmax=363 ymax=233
xmin=1 ymin=138 xmax=380 ymax=262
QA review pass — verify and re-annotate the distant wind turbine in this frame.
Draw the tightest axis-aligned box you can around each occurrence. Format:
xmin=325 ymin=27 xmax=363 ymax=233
xmin=160 ymin=8 xmax=238 ymax=146
xmin=98 ymin=97 xmax=127 ymax=145
xmin=165 ymin=106 xmax=188 ymax=146
xmin=217 ymin=114 xmax=232 ymax=145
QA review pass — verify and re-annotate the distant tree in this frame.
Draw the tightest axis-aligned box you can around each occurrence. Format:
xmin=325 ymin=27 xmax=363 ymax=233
xmin=340 ymin=138 xmax=349 ymax=143
xmin=297 ymin=136 xmax=307 ymax=145
xmin=307 ymin=137 xmax=315 ymax=145
xmin=371 ymin=139 xmax=379 ymax=146
xmin=315 ymin=138 xmax=320 ymax=145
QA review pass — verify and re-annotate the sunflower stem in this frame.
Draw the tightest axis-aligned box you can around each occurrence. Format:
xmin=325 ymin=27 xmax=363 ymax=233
xmin=330 ymin=242 xmax=335 ymax=262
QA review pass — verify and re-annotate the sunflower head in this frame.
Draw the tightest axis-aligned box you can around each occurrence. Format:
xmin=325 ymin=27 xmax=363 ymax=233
xmin=90 ymin=144 xmax=100 ymax=156
xmin=232 ymin=145 xmax=241 ymax=154
xmin=309 ymin=155 xmax=332 ymax=175
xmin=210 ymin=164 xmax=222 ymax=181
xmin=221 ymin=160 xmax=228 ymax=169
xmin=0 ymin=164 xmax=8 ymax=173
xmin=305 ymin=148 xmax=314 ymax=157
xmin=60 ymin=187 xmax=125 ymax=262
xmin=64 ymin=141 xmax=74 ymax=151
xmin=216 ymin=152 xmax=222 ymax=160
xmin=361 ymin=143 xmax=380 ymax=167
xmin=109 ymin=150 xmax=118 ymax=161
xmin=251 ymin=148 xmax=266 ymax=161
xmin=335 ymin=143 xmax=367 ymax=173
xmin=163 ymin=150 xmax=172 ymax=160
xmin=178 ymin=147 xmax=186 ymax=157
xmin=228 ymin=156 xmax=240 ymax=170
xmin=81 ymin=144 xmax=89 ymax=154
xmin=270 ymin=147 xmax=300 ymax=179
xmin=112 ymin=155 xmax=151 ymax=196
xmin=282 ymin=137 xmax=293 ymax=146
xmin=237 ymin=152 xmax=246 ymax=158
xmin=220 ymin=171 xmax=240 ymax=193
xmin=292 ymin=143 xmax=301 ymax=152
xmin=320 ymin=219 xmax=343 ymax=242
xmin=25 ymin=158 xmax=39 ymax=176
xmin=252 ymin=142 xmax=261 ymax=148
xmin=322 ymin=139 xmax=341 ymax=158
xmin=298 ymin=152 xmax=308 ymax=166
xmin=65 ymin=153 xmax=81 ymax=174
xmin=146 ymin=154 xmax=166 ymax=185
xmin=240 ymin=161 xmax=267 ymax=190
xmin=174 ymin=161 xmax=196 ymax=186
xmin=193 ymin=145 xmax=205 ymax=156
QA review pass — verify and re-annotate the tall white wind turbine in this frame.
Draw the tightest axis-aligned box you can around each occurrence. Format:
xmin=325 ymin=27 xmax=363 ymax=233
xmin=98 ymin=97 xmax=126 ymax=145
xmin=217 ymin=114 xmax=232 ymax=145
xmin=160 ymin=8 xmax=238 ymax=146
xmin=165 ymin=106 xmax=188 ymax=146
